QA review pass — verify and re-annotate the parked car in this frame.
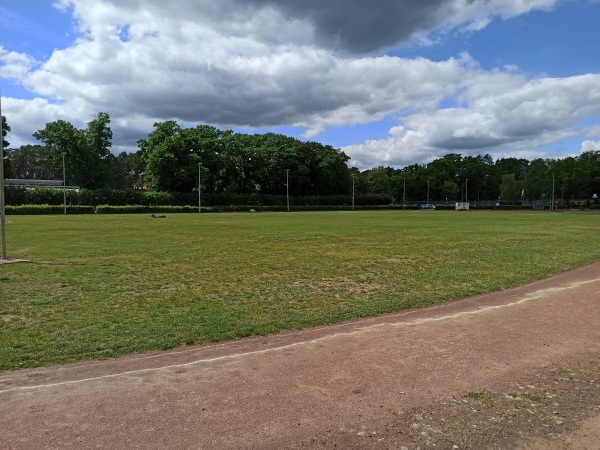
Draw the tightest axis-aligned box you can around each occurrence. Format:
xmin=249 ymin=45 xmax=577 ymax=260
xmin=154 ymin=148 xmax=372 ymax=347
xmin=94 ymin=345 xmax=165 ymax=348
xmin=419 ymin=203 xmax=436 ymax=209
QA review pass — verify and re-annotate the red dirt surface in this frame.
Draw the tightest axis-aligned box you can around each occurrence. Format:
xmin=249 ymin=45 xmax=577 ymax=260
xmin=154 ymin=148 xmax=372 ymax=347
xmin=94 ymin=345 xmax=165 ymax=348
xmin=1 ymin=263 xmax=599 ymax=449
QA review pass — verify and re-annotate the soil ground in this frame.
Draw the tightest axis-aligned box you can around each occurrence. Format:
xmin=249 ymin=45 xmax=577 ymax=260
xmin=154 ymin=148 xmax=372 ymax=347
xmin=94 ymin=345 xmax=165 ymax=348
xmin=1 ymin=263 xmax=599 ymax=449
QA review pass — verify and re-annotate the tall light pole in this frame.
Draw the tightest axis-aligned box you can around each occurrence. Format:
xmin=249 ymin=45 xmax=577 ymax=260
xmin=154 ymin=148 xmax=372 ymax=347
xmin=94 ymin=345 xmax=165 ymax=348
xmin=403 ymin=178 xmax=406 ymax=210
xmin=198 ymin=161 xmax=202 ymax=213
xmin=286 ymin=169 xmax=290 ymax=212
xmin=465 ymin=178 xmax=469 ymax=204
xmin=0 ymin=94 xmax=6 ymax=260
xmin=352 ymin=175 xmax=355 ymax=211
xmin=551 ymin=174 xmax=555 ymax=211
xmin=426 ymin=180 xmax=430 ymax=205
xmin=62 ymin=152 xmax=67 ymax=215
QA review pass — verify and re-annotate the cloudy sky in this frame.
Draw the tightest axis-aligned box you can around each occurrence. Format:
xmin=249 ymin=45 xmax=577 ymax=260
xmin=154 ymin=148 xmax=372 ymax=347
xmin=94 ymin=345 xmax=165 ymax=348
xmin=1 ymin=0 xmax=599 ymax=169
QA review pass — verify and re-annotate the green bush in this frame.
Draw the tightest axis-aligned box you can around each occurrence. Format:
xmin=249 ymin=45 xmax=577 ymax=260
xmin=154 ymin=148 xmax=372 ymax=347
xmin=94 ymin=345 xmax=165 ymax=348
xmin=5 ymin=204 xmax=95 ymax=215
xmin=219 ymin=204 xmax=423 ymax=212
xmin=74 ymin=189 xmax=146 ymax=206
xmin=5 ymin=187 xmax=64 ymax=205
xmin=16 ymin=186 xmax=598 ymax=211
xmin=6 ymin=185 xmax=395 ymax=208
xmin=95 ymin=205 xmax=216 ymax=214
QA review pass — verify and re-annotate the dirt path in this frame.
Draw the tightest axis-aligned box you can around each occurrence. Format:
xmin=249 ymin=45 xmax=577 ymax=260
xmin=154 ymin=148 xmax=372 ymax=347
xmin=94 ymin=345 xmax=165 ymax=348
xmin=1 ymin=263 xmax=599 ymax=449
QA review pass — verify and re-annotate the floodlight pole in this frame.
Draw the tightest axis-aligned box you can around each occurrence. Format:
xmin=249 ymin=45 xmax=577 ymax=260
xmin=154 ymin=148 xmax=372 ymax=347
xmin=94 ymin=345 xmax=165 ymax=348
xmin=352 ymin=175 xmax=355 ymax=211
xmin=551 ymin=174 xmax=555 ymax=211
xmin=62 ymin=152 xmax=67 ymax=215
xmin=403 ymin=178 xmax=406 ymax=210
xmin=426 ymin=180 xmax=430 ymax=205
xmin=286 ymin=169 xmax=290 ymax=212
xmin=465 ymin=178 xmax=469 ymax=204
xmin=0 ymin=93 xmax=6 ymax=259
xmin=198 ymin=161 xmax=202 ymax=213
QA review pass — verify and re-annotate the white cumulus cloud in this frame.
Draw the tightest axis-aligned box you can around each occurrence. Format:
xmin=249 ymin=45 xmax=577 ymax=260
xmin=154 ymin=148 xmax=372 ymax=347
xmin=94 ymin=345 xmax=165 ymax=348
xmin=1 ymin=0 xmax=598 ymax=169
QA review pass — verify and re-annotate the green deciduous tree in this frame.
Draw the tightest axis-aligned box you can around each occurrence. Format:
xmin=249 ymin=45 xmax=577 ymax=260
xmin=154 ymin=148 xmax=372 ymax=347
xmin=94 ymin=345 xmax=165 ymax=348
xmin=500 ymin=173 xmax=523 ymax=204
xmin=6 ymin=145 xmax=57 ymax=179
xmin=113 ymin=151 xmax=145 ymax=189
xmin=440 ymin=180 xmax=460 ymax=200
xmin=33 ymin=119 xmax=84 ymax=185
xmin=2 ymin=115 xmax=10 ymax=148
xmin=138 ymin=122 xmax=224 ymax=192
xmin=33 ymin=113 xmax=115 ymax=188
xmin=1 ymin=115 xmax=11 ymax=177
xmin=577 ymin=151 xmax=600 ymax=199
xmin=85 ymin=112 xmax=115 ymax=187
xmin=139 ymin=122 xmax=352 ymax=195
xmin=524 ymin=158 xmax=551 ymax=201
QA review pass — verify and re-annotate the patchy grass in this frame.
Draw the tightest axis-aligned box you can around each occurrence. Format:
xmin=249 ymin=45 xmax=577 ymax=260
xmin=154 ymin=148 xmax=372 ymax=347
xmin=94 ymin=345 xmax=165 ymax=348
xmin=309 ymin=358 xmax=600 ymax=449
xmin=522 ymin=393 xmax=542 ymax=402
xmin=1 ymin=210 xmax=600 ymax=370
xmin=466 ymin=391 xmax=494 ymax=406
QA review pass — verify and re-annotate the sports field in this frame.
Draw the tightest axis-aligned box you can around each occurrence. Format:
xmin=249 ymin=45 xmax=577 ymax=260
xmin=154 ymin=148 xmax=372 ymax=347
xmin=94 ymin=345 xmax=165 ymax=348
xmin=1 ymin=210 xmax=599 ymax=370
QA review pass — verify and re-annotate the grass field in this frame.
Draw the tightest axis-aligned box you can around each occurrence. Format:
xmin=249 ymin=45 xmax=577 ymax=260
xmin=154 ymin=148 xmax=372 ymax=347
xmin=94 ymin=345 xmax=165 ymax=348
xmin=1 ymin=210 xmax=600 ymax=370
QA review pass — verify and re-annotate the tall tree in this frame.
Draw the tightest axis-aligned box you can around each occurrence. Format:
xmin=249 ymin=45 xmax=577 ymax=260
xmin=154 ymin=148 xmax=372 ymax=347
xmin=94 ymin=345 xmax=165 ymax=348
xmin=524 ymin=158 xmax=551 ymax=201
xmin=138 ymin=121 xmax=210 ymax=192
xmin=361 ymin=166 xmax=394 ymax=195
xmin=113 ymin=151 xmax=145 ymax=189
xmin=1 ymin=115 xmax=10 ymax=148
xmin=309 ymin=142 xmax=351 ymax=196
xmin=33 ymin=120 xmax=84 ymax=185
xmin=85 ymin=112 xmax=115 ymax=187
xmin=425 ymin=154 xmax=463 ymax=201
xmin=139 ymin=123 xmax=352 ymax=195
xmin=462 ymin=154 xmax=494 ymax=202
xmin=574 ymin=150 xmax=600 ymax=199
xmin=397 ymin=163 xmax=426 ymax=202
xmin=494 ymin=157 xmax=529 ymax=179
xmin=6 ymin=145 xmax=57 ymax=179
xmin=1 ymin=115 xmax=11 ymax=177
xmin=500 ymin=174 xmax=523 ymax=204
xmin=440 ymin=180 xmax=460 ymax=201
xmin=33 ymin=113 xmax=115 ymax=189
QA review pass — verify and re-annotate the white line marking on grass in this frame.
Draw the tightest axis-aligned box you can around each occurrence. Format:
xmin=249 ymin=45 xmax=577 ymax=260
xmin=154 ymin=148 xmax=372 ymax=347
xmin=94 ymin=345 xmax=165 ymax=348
xmin=1 ymin=278 xmax=598 ymax=395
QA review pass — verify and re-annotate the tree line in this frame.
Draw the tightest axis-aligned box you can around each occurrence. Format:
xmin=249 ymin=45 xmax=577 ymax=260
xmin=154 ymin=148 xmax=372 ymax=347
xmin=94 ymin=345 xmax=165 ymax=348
xmin=2 ymin=113 xmax=599 ymax=204
xmin=358 ymin=152 xmax=600 ymax=205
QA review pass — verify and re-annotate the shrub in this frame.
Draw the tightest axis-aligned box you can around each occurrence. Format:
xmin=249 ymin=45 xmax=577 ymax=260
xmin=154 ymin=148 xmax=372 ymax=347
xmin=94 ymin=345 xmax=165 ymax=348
xmin=5 ymin=204 xmax=95 ymax=215
xmin=95 ymin=205 xmax=215 ymax=214
xmin=6 ymin=187 xmax=64 ymax=205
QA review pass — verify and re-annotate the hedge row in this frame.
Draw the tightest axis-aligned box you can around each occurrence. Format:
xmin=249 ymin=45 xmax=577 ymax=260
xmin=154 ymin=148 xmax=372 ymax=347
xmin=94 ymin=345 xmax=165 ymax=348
xmin=4 ymin=204 xmax=410 ymax=215
xmin=95 ymin=205 xmax=216 ymax=214
xmin=5 ymin=203 xmax=598 ymax=215
xmin=4 ymin=187 xmax=393 ymax=207
xmin=5 ymin=204 xmax=96 ymax=215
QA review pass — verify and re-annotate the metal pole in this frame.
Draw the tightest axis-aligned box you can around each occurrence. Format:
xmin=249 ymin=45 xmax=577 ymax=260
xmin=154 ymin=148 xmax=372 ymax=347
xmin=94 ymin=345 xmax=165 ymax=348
xmin=465 ymin=179 xmax=469 ymax=204
xmin=403 ymin=178 xmax=405 ymax=210
xmin=552 ymin=174 xmax=555 ymax=211
xmin=286 ymin=169 xmax=290 ymax=212
xmin=62 ymin=152 xmax=67 ymax=214
xmin=198 ymin=161 xmax=201 ymax=213
xmin=0 ymin=93 xmax=7 ymax=259
xmin=352 ymin=175 xmax=355 ymax=211
xmin=426 ymin=180 xmax=429 ymax=205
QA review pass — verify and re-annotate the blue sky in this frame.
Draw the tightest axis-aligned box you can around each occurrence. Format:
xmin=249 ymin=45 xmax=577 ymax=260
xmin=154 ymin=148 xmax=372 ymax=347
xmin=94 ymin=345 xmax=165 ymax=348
xmin=1 ymin=0 xmax=599 ymax=169
xmin=396 ymin=3 xmax=600 ymax=77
